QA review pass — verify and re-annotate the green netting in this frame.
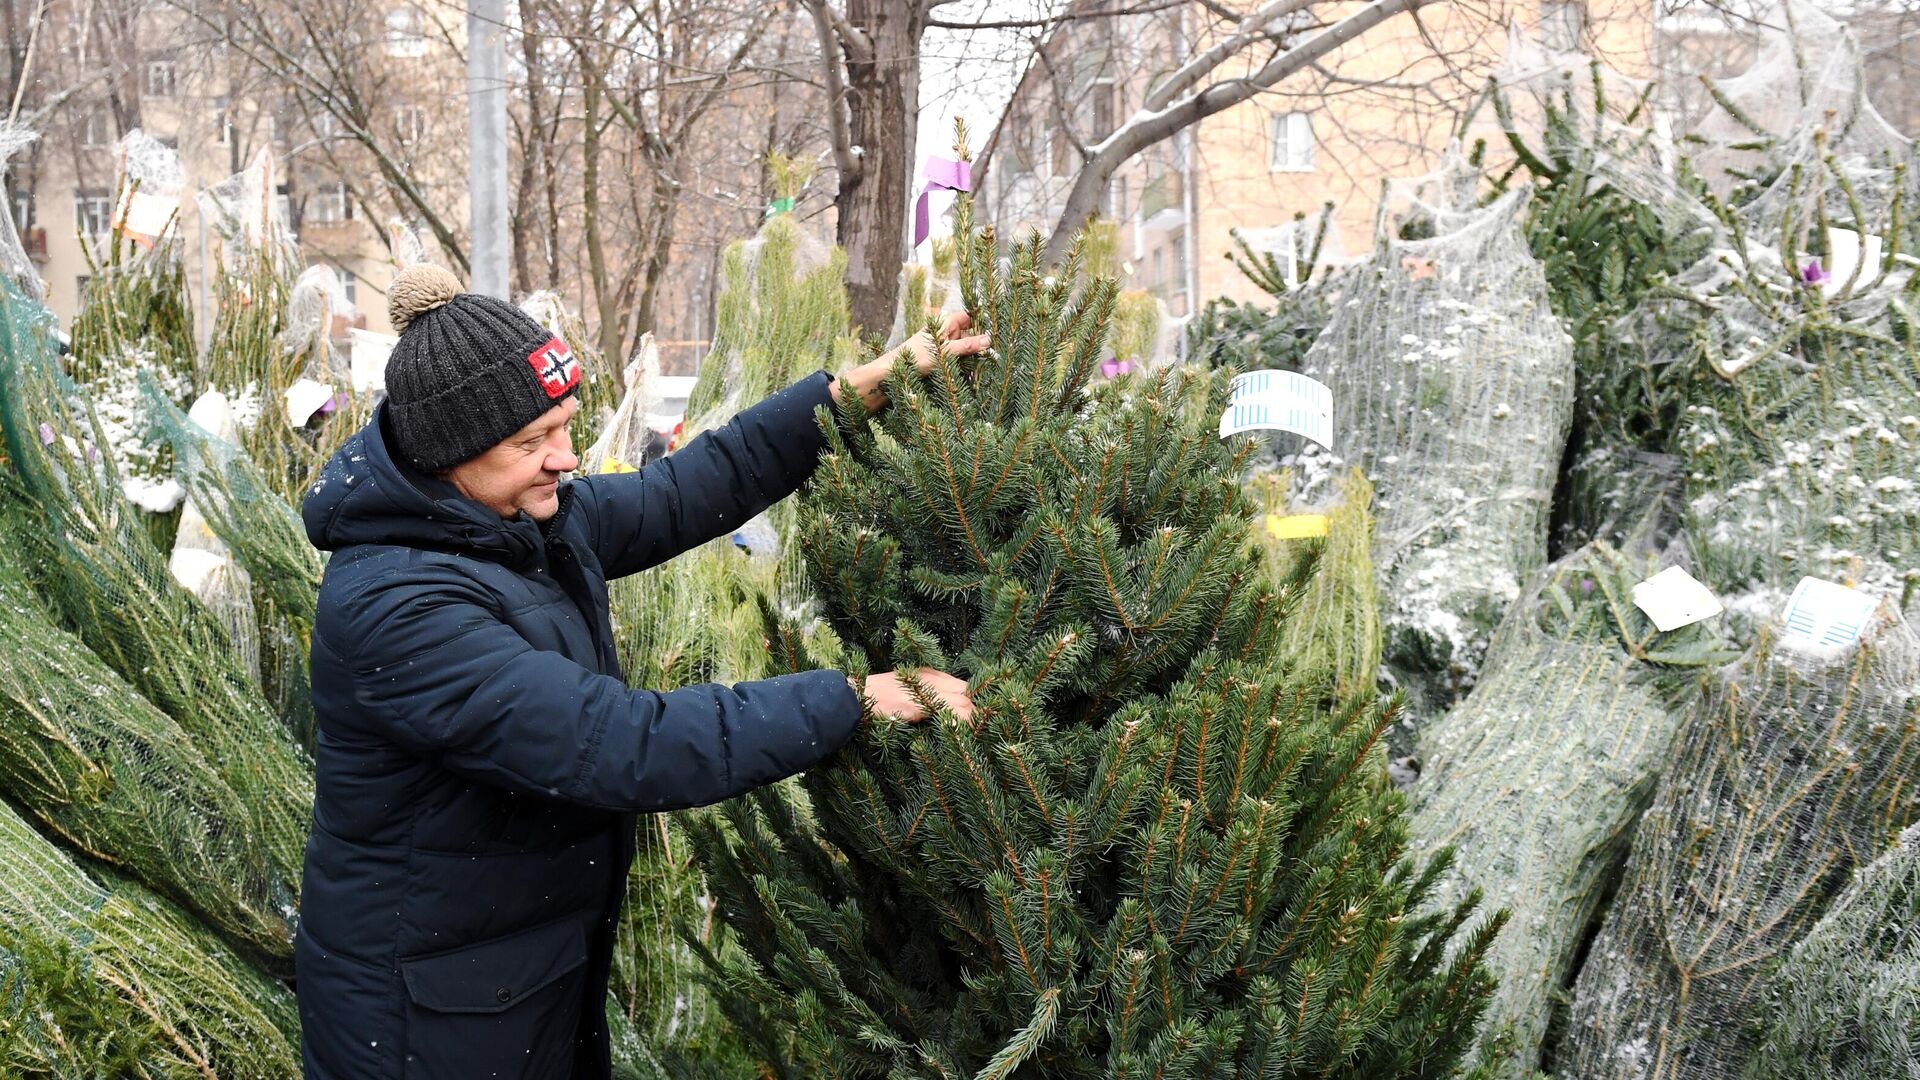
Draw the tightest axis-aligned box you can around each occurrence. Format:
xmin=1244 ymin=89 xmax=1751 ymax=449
xmin=1294 ymin=160 xmax=1574 ymax=717
xmin=1258 ymin=468 xmax=1383 ymax=705
xmin=0 ymin=497 xmax=293 ymax=963
xmin=1748 ymin=822 xmax=1920 ymax=1079
xmin=683 ymin=214 xmax=854 ymax=427
xmin=600 ymin=210 xmax=862 ymax=1072
xmin=1560 ymin=611 xmax=1920 ymax=1079
xmin=1407 ymin=544 xmax=1733 ymax=1077
xmin=0 ymin=797 xmax=298 ymax=1078
xmin=143 ymin=380 xmax=325 ymax=748
xmin=0 ymin=283 xmax=314 ymax=890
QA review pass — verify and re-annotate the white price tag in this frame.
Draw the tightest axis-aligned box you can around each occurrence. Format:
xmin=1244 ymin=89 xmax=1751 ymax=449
xmin=349 ymin=328 xmax=398 ymax=393
xmin=1630 ymin=566 xmax=1723 ymax=632
xmin=1780 ymin=577 xmax=1882 ymax=652
xmin=1825 ymin=228 xmax=1883 ymax=291
xmin=284 ymin=378 xmax=337 ymax=426
xmin=117 ymin=189 xmax=179 ymax=240
xmin=1219 ymin=369 xmax=1334 ymax=450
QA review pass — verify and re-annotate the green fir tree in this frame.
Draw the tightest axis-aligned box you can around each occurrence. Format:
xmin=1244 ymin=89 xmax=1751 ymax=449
xmin=687 ymin=133 xmax=1504 ymax=1079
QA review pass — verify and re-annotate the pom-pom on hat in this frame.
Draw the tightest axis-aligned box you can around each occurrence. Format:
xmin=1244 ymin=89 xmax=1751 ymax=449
xmin=381 ymin=264 xmax=582 ymax=473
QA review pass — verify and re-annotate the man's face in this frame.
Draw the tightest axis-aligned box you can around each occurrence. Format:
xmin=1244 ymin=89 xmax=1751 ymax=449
xmin=445 ymin=398 xmax=580 ymax=521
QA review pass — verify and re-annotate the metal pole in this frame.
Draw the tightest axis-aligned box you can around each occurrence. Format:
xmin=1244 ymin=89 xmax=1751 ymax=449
xmin=468 ymin=0 xmax=510 ymax=299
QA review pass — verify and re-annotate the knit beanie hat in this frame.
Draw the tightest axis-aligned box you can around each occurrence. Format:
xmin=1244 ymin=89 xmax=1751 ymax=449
xmin=382 ymin=264 xmax=582 ymax=473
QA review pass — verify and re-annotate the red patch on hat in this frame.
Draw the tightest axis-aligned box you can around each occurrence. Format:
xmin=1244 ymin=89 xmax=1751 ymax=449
xmin=528 ymin=337 xmax=580 ymax=399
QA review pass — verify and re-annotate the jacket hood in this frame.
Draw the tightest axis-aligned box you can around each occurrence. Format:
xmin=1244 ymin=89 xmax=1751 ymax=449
xmin=303 ymin=403 xmax=547 ymax=567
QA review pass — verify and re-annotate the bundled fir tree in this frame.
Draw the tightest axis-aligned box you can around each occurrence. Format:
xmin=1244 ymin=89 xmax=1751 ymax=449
xmin=1748 ymin=822 xmax=1920 ymax=1080
xmin=687 ymin=150 xmax=1502 ymax=1079
xmin=0 ymin=282 xmax=314 ymax=891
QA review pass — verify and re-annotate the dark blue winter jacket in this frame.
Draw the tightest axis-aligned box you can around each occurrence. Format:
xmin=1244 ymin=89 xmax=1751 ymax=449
xmin=295 ymin=372 xmax=861 ymax=1079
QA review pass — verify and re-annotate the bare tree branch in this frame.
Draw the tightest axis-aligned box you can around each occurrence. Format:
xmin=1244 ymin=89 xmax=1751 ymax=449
xmin=800 ymin=0 xmax=861 ymax=186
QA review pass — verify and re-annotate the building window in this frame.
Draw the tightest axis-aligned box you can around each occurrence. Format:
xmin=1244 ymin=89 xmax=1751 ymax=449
xmin=311 ymin=181 xmax=351 ymax=225
xmin=11 ymin=189 xmax=33 ymax=230
xmin=1269 ymin=111 xmax=1315 ymax=172
xmin=396 ymin=105 xmax=427 ymax=143
xmin=1091 ymin=81 xmax=1116 ymax=141
xmin=1541 ymin=0 xmax=1584 ymax=51
xmin=385 ymin=6 xmax=428 ymax=57
xmin=335 ymin=265 xmax=357 ymax=310
xmin=144 ymin=59 xmax=177 ymax=98
xmin=275 ymin=183 xmax=293 ymax=234
xmin=81 ymin=110 xmax=108 ymax=148
xmin=74 ymin=190 xmax=113 ymax=236
xmin=215 ymin=96 xmax=232 ymax=145
xmin=312 ymin=111 xmax=338 ymax=140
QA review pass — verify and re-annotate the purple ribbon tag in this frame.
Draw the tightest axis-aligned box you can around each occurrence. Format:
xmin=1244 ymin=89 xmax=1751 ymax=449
xmin=38 ymin=422 xmax=55 ymax=446
xmin=913 ymin=156 xmax=972 ymax=247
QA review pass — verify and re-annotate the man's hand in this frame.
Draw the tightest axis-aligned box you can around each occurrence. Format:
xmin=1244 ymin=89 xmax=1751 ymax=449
xmin=834 ymin=311 xmax=993 ymax=414
xmin=854 ymin=668 xmax=975 ymax=724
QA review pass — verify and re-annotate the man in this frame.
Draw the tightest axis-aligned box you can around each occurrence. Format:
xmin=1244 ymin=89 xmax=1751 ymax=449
xmin=297 ymin=263 xmax=983 ymax=1078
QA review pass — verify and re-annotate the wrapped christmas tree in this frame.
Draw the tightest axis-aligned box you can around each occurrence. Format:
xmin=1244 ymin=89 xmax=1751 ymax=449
xmin=1188 ymin=207 xmax=1345 ymax=380
xmin=144 ymin=379 xmax=327 ymax=748
xmin=1748 ymin=823 xmax=1920 ymax=1079
xmin=1294 ymin=152 xmax=1574 ymax=719
xmin=1406 ymin=544 xmax=1730 ymax=1077
xmin=0 ymin=283 xmax=314 ymax=890
xmin=594 ymin=210 xmax=861 ymax=1075
xmin=0 ymin=488 xmax=294 ymax=964
xmin=1258 ymin=468 xmax=1383 ymax=706
xmin=685 ymin=144 xmax=1503 ymax=1078
xmin=1560 ymin=607 xmax=1920 ymax=1079
xmin=0 ymin=797 xmax=298 ymax=1078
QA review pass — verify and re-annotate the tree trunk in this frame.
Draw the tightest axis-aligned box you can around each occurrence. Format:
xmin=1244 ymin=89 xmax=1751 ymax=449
xmin=580 ymin=81 xmax=624 ymax=366
xmin=509 ymin=4 xmax=547 ymax=295
xmin=837 ymin=0 xmax=923 ymax=339
xmin=632 ymin=166 xmax=677 ymax=339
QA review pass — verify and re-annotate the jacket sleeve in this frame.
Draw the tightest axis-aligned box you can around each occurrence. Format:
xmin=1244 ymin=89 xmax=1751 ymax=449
xmin=341 ymin=565 xmax=862 ymax=812
xmin=572 ymin=371 xmax=838 ymax=580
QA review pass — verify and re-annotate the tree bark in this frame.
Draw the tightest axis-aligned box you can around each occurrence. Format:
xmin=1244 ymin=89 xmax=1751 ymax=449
xmin=581 ymin=80 xmax=623 ymax=366
xmin=632 ymin=167 xmax=678 ymax=342
xmin=837 ymin=0 xmax=923 ymax=339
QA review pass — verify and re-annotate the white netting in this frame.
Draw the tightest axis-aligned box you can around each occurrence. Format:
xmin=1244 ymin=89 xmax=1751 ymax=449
xmin=1749 ymin=822 xmax=1920 ymax=1079
xmin=1600 ymin=143 xmax=1920 ymax=619
xmin=683 ymin=213 xmax=846 ymax=436
xmin=1561 ymin=605 xmax=1920 ymax=1080
xmin=0 ymin=122 xmax=43 ymax=302
xmin=1492 ymin=20 xmax=1657 ymax=140
xmin=1686 ymin=1 xmax=1913 ymax=191
xmin=1291 ymin=154 xmax=1574 ymax=714
xmin=388 ymin=216 xmax=428 ymax=269
xmin=1406 ymin=543 xmax=1731 ymax=1076
xmin=1232 ymin=204 xmax=1352 ymax=280
xmin=195 ymin=147 xmax=291 ymax=260
xmin=583 ymin=333 xmax=665 ymax=475
xmin=113 ymin=129 xmax=184 ymax=244
xmin=169 ymin=391 xmax=261 ymax=681
xmin=284 ymin=264 xmax=352 ymax=383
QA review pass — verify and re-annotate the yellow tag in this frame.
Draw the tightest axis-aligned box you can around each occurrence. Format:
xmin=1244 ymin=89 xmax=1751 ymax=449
xmin=598 ymin=456 xmax=638 ymax=475
xmin=1266 ymin=513 xmax=1328 ymax=540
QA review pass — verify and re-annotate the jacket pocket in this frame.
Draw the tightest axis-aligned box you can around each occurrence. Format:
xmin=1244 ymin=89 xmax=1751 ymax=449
xmin=400 ymin=916 xmax=590 ymax=1079
xmin=402 ymin=915 xmax=588 ymax=1013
